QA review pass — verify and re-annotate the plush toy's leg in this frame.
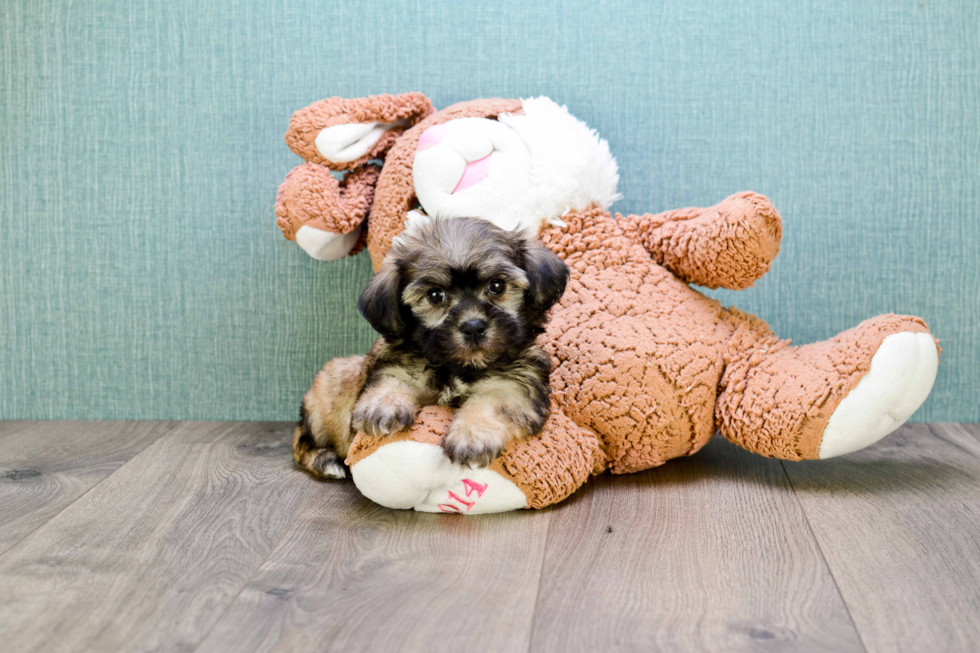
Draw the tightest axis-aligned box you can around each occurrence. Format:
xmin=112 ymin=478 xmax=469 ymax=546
xmin=716 ymin=314 xmax=939 ymax=460
xmin=346 ymin=402 xmax=606 ymax=513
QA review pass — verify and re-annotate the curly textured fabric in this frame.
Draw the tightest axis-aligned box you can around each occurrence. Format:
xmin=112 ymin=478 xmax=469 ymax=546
xmin=275 ymin=164 xmax=380 ymax=240
xmin=620 ymin=191 xmax=783 ymax=290
xmin=539 ymin=207 xmax=741 ymax=473
xmin=284 ymin=92 xmax=433 ymax=170
xmin=490 ymin=401 xmax=606 ymax=509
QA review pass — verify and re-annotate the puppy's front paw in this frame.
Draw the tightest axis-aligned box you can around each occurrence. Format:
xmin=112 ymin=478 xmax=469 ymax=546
xmin=442 ymin=418 xmax=508 ymax=468
xmin=352 ymin=396 xmax=418 ymax=437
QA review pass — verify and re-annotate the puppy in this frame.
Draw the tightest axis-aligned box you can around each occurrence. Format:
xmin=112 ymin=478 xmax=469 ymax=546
xmin=292 ymin=215 xmax=569 ymax=478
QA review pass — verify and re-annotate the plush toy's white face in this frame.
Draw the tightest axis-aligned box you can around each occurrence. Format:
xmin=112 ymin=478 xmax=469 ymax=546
xmin=410 ymin=97 xmax=621 ymax=236
xmin=300 ymin=97 xmax=621 ymax=261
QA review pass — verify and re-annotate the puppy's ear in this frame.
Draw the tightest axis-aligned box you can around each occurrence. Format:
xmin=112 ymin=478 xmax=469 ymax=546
xmin=520 ymin=239 xmax=569 ymax=315
xmin=358 ymin=263 xmax=404 ymax=340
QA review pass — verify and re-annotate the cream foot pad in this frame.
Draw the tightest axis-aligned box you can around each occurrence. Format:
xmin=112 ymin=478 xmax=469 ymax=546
xmin=350 ymin=440 xmax=528 ymax=514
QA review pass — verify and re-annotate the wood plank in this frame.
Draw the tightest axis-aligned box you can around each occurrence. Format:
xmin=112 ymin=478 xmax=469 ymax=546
xmin=0 ymin=420 xmax=173 ymax=556
xmin=530 ymin=435 xmax=863 ymax=653
xmin=0 ymin=421 xmax=314 ymax=653
xmin=781 ymin=423 xmax=980 ymax=653
xmin=195 ymin=481 xmax=553 ymax=653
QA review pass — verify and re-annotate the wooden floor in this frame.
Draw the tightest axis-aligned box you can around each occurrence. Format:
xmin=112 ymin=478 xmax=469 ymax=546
xmin=0 ymin=422 xmax=978 ymax=653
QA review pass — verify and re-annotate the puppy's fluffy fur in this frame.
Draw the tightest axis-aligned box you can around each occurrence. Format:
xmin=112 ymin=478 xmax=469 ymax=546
xmin=293 ymin=216 xmax=569 ymax=477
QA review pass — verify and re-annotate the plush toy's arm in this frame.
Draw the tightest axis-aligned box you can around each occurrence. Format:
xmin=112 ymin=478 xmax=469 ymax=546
xmin=275 ymin=163 xmax=378 ymax=260
xmin=620 ymin=192 xmax=782 ymax=290
xmin=276 ymin=93 xmax=434 ymax=260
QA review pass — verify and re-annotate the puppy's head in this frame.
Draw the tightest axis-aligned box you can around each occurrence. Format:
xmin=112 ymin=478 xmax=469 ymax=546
xmin=358 ymin=216 xmax=569 ymax=369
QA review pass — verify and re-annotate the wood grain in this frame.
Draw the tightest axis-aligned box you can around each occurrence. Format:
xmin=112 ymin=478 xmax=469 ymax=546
xmin=0 ymin=420 xmax=173 ymax=556
xmin=529 ymin=435 xmax=864 ymax=653
xmin=4 ymin=420 xmax=979 ymax=653
xmin=195 ymin=481 xmax=553 ymax=653
xmin=0 ymin=421 xmax=313 ymax=653
xmin=782 ymin=423 xmax=980 ymax=653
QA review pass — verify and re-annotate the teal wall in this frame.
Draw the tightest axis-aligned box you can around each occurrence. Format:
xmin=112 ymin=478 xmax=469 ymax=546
xmin=1 ymin=0 xmax=977 ymax=421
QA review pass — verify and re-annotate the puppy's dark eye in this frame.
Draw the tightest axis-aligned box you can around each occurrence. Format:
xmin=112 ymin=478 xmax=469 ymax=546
xmin=487 ymin=279 xmax=506 ymax=295
xmin=427 ymin=288 xmax=446 ymax=305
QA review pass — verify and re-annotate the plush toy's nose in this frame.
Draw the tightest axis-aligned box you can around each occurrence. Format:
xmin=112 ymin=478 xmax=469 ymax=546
xmin=417 ymin=124 xmax=447 ymax=151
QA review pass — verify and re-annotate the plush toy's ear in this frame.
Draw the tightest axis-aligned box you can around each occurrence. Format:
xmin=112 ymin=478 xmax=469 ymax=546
xmin=518 ymin=238 xmax=570 ymax=316
xmin=357 ymin=260 xmax=405 ymax=340
xmin=286 ymin=92 xmax=434 ymax=170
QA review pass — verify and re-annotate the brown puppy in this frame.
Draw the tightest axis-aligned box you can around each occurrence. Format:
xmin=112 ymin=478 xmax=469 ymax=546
xmin=293 ymin=215 xmax=569 ymax=477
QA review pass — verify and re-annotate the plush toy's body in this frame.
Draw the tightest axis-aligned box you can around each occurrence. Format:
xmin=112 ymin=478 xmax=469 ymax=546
xmin=277 ymin=93 xmax=939 ymax=514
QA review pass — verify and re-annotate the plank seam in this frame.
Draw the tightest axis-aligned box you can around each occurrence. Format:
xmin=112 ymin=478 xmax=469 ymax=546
xmin=779 ymin=460 xmax=871 ymax=653
xmin=0 ymin=420 xmax=179 ymax=560
xmin=928 ymin=423 xmax=980 ymax=458
xmin=525 ymin=507 xmax=556 ymax=653
xmin=190 ymin=483 xmax=321 ymax=653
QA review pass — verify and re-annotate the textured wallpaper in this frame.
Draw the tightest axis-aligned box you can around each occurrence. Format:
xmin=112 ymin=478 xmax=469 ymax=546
xmin=1 ymin=0 xmax=977 ymax=420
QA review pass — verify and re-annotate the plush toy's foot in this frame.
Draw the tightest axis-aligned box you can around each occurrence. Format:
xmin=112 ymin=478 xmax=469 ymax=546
xmin=818 ymin=331 xmax=938 ymax=458
xmin=717 ymin=315 xmax=939 ymax=461
xmin=345 ymin=404 xmax=605 ymax=512
xmin=350 ymin=440 xmax=528 ymax=514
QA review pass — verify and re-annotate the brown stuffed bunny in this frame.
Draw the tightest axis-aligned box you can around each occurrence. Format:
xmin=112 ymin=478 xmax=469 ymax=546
xmin=277 ymin=93 xmax=939 ymax=514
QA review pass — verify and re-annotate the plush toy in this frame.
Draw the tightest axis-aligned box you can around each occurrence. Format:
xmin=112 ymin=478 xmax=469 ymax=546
xmin=276 ymin=93 xmax=940 ymax=514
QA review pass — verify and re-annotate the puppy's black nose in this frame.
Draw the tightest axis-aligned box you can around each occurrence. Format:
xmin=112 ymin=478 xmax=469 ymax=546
xmin=460 ymin=318 xmax=488 ymax=340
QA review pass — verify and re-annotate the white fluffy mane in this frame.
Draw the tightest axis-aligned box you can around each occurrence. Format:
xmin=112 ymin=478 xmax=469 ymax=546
xmin=498 ymin=97 xmax=621 ymax=221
